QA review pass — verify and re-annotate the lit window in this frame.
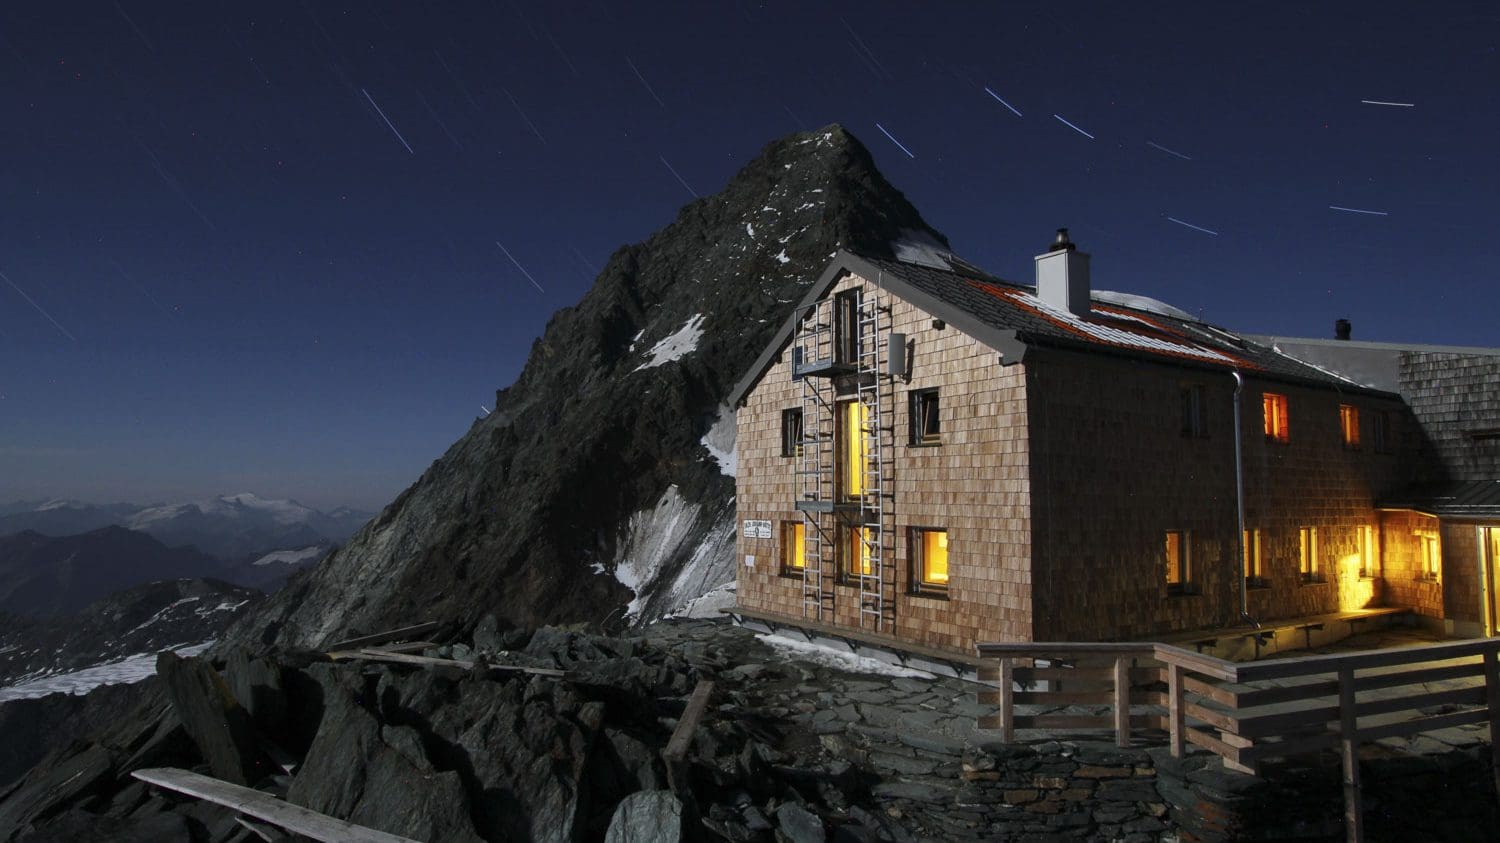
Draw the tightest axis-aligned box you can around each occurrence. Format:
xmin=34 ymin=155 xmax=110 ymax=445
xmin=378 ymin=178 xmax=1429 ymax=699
xmin=781 ymin=521 xmax=805 ymax=574
xmin=911 ymin=528 xmax=949 ymax=590
xmin=846 ymin=525 xmax=874 ymax=579
xmin=1263 ymin=393 xmax=1289 ymax=443
xmin=1243 ymin=529 xmax=1266 ymax=587
xmin=1372 ymin=411 xmax=1391 ymax=453
xmin=910 ymin=388 xmax=940 ymax=445
xmin=781 ymin=408 xmax=803 ymax=458
xmin=1299 ymin=527 xmax=1323 ymax=583
xmin=1418 ymin=532 xmax=1440 ymax=581
xmin=842 ymin=401 xmax=868 ymax=500
xmin=1166 ymin=531 xmax=1192 ymax=593
xmin=1357 ymin=525 xmax=1376 ymax=579
xmin=1340 ymin=405 xmax=1360 ymax=449
xmin=1181 ymin=385 xmax=1207 ymax=438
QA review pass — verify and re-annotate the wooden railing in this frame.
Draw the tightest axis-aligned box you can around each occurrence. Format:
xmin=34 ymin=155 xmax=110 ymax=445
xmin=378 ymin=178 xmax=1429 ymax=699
xmin=977 ymin=637 xmax=1500 ymax=843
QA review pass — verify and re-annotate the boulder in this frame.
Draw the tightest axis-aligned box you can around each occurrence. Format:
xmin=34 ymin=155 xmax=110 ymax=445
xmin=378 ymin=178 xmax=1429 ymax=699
xmin=605 ymin=790 xmax=684 ymax=843
xmin=155 ymin=652 xmax=269 ymax=786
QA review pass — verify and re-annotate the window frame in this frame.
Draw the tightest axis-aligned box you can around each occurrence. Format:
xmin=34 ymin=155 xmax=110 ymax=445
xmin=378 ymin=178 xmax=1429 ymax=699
xmin=1418 ymin=532 xmax=1441 ymax=582
xmin=841 ymin=524 xmax=874 ymax=582
xmin=1165 ymin=530 xmax=1196 ymax=595
xmin=1299 ymin=526 xmax=1324 ymax=584
xmin=1180 ymin=384 xmax=1208 ymax=439
xmin=1339 ymin=404 xmax=1361 ymax=450
xmin=779 ymin=520 xmax=805 ymax=577
xmin=1372 ymin=410 xmax=1392 ymax=454
xmin=1357 ymin=525 xmax=1376 ymax=579
xmin=834 ymin=289 xmax=861 ymax=365
xmin=1262 ymin=393 xmax=1290 ymax=444
xmin=909 ymin=388 xmax=941 ymax=446
xmin=1244 ymin=529 xmax=1268 ymax=589
xmin=839 ymin=399 xmax=868 ymax=501
xmin=780 ymin=408 xmax=804 ymax=459
xmin=909 ymin=526 xmax=950 ymax=596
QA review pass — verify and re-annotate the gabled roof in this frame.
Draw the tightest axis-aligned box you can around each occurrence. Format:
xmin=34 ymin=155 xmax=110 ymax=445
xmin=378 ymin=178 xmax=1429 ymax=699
xmin=728 ymin=250 xmax=1400 ymax=407
xmin=1378 ymin=481 xmax=1500 ymax=519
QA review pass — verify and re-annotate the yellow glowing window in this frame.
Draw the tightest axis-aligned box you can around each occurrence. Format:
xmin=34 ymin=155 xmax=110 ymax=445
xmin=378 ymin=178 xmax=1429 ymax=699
xmin=1165 ymin=531 xmax=1190 ymax=591
xmin=1299 ymin=527 xmax=1322 ymax=583
xmin=1263 ymin=393 xmax=1289 ymax=443
xmin=1357 ymin=525 xmax=1375 ymax=578
xmin=847 ymin=526 xmax=874 ymax=577
xmin=781 ymin=521 xmax=805 ymax=573
xmin=843 ymin=401 xmax=868 ymax=499
xmin=1243 ymin=529 xmax=1264 ymax=584
xmin=913 ymin=528 xmax=948 ymax=589
xmin=1418 ymin=532 xmax=1440 ymax=581
xmin=1340 ymin=405 xmax=1360 ymax=449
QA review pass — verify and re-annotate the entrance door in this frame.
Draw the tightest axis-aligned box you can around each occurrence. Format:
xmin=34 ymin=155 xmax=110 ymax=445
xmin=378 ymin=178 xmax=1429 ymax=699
xmin=1483 ymin=527 xmax=1500 ymax=637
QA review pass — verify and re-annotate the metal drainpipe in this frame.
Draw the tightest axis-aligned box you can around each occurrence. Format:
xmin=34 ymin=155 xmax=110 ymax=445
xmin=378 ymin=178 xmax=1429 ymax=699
xmin=1231 ymin=371 xmax=1259 ymax=629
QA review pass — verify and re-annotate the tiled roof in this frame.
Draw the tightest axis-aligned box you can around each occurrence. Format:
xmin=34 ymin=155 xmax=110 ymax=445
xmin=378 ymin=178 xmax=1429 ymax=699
xmin=854 ymin=253 xmax=1391 ymax=394
xmin=1378 ymin=480 xmax=1500 ymax=518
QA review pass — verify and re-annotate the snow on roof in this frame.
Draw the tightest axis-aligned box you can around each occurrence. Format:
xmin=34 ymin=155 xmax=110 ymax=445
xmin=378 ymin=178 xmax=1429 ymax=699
xmin=890 ymin=229 xmax=953 ymax=270
xmin=1009 ymin=289 xmax=1237 ymax=364
xmin=1092 ymin=289 xmax=1198 ymax=322
xmin=633 ymin=313 xmax=706 ymax=372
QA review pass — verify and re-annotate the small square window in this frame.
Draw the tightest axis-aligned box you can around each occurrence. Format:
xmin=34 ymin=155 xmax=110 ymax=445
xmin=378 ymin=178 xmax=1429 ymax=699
xmin=1166 ymin=530 xmax=1194 ymax=594
xmin=1299 ymin=527 xmax=1324 ymax=584
xmin=911 ymin=528 xmax=949 ymax=592
xmin=1263 ymin=393 xmax=1289 ymax=443
xmin=910 ymin=388 xmax=940 ymax=445
xmin=1180 ymin=385 xmax=1207 ymax=438
xmin=781 ymin=521 xmax=805 ymax=575
xmin=781 ymin=408 xmax=803 ymax=458
xmin=1340 ymin=405 xmax=1360 ymax=449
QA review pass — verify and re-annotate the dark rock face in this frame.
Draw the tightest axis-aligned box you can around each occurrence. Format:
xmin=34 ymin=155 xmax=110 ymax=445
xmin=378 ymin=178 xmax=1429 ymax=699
xmin=0 ymin=682 xmax=151 ymax=790
xmin=0 ymin=577 xmax=258 ymax=687
xmin=221 ymin=125 xmax=948 ymax=651
xmin=0 ymin=528 xmax=227 ymax=619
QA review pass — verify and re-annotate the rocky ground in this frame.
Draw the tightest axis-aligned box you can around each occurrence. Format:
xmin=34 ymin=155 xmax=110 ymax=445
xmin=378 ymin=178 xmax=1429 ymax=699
xmin=0 ymin=619 xmax=1495 ymax=842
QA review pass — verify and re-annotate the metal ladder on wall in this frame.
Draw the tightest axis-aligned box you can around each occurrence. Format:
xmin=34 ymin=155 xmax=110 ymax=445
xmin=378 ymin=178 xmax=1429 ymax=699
xmin=794 ymin=301 xmax=837 ymax=621
xmin=854 ymin=289 xmax=896 ymax=632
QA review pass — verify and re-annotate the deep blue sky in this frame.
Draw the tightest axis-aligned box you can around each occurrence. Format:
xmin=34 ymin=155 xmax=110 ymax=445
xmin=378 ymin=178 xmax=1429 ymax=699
xmin=2 ymin=2 xmax=1496 ymax=510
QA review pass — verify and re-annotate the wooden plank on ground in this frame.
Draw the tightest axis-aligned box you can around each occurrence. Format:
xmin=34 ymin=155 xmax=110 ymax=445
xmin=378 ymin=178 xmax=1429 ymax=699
xmin=133 ymin=767 xmax=420 ymax=843
xmin=663 ymin=680 xmax=715 ymax=762
xmin=330 ymin=649 xmax=567 ymax=677
xmin=237 ymin=816 xmax=287 ymax=842
xmin=325 ymin=622 xmax=441 ymax=652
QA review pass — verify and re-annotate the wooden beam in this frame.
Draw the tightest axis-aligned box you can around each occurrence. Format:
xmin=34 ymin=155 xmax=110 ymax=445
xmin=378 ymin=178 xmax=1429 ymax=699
xmin=325 ymin=622 xmax=441 ymax=652
xmin=997 ymin=657 xmax=1014 ymax=742
xmin=1338 ymin=666 xmax=1364 ymax=843
xmin=1168 ymin=662 xmax=1185 ymax=758
xmin=1487 ymin=650 xmax=1500 ymax=801
xmin=133 ymin=767 xmax=420 ymax=843
xmin=663 ymin=680 xmax=715 ymax=762
xmin=329 ymin=649 xmax=567 ymax=677
xmin=1113 ymin=656 xmax=1130 ymax=748
xmin=237 ymin=817 xmax=287 ymax=842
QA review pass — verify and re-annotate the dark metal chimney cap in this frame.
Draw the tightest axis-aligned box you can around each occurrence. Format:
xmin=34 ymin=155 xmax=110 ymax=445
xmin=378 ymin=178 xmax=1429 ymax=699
xmin=1048 ymin=228 xmax=1076 ymax=252
xmin=1335 ymin=318 xmax=1352 ymax=341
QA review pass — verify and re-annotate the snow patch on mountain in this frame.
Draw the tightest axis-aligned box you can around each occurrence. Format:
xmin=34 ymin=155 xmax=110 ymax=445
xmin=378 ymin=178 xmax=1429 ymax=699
xmin=701 ymin=404 xmax=737 ymax=477
xmin=252 ymin=545 xmax=326 ymax=566
xmin=634 ymin=314 xmax=705 ymax=371
xmin=613 ymin=486 xmax=698 ymax=620
xmin=0 ymin=641 xmax=211 ymax=702
xmin=758 ymin=633 xmax=933 ymax=678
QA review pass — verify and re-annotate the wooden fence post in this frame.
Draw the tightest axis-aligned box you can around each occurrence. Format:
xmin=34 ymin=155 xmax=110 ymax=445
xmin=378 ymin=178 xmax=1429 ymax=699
xmin=1484 ymin=650 xmax=1500 ymax=799
xmin=1338 ymin=665 xmax=1363 ymax=843
xmin=997 ymin=657 xmax=1014 ymax=743
xmin=1113 ymin=656 xmax=1130 ymax=748
xmin=1168 ymin=661 xmax=1185 ymax=758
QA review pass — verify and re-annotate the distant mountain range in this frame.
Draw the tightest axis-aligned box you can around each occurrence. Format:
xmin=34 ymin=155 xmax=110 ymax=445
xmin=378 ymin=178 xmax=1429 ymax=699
xmin=0 ymin=494 xmax=372 ymax=560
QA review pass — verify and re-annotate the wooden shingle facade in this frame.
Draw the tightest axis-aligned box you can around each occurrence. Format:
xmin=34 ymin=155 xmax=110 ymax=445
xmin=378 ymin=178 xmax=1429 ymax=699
xmin=729 ymin=234 xmax=1497 ymax=654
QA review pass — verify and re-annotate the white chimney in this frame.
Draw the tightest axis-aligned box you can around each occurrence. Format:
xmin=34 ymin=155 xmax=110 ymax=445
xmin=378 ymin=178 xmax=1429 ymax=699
xmin=1034 ymin=228 xmax=1091 ymax=318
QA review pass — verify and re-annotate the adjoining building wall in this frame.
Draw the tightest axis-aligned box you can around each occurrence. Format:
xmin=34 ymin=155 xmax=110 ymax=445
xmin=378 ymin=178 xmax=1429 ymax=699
xmin=1026 ymin=347 xmax=1409 ymax=641
xmin=1379 ymin=510 xmax=1444 ymax=623
xmin=734 ymin=270 xmax=1033 ymax=652
xmin=1399 ymin=351 xmax=1500 ymax=482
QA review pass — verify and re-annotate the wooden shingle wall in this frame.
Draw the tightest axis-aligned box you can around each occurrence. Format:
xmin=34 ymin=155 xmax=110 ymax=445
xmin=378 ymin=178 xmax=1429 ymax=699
xmin=1399 ymin=351 xmax=1500 ymax=482
xmin=1026 ymin=347 xmax=1410 ymax=640
xmin=734 ymin=270 xmax=1033 ymax=652
xmin=1380 ymin=510 xmax=1445 ymax=622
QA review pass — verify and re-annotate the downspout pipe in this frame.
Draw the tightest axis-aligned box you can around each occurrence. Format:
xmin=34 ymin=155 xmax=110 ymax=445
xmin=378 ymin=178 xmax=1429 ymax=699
xmin=1231 ymin=371 xmax=1259 ymax=629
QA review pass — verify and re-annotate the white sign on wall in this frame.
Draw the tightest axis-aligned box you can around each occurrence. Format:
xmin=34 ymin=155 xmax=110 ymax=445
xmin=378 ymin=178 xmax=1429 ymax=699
xmin=744 ymin=554 xmax=755 ymax=568
xmin=742 ymin=519 xmax=772 ymax=540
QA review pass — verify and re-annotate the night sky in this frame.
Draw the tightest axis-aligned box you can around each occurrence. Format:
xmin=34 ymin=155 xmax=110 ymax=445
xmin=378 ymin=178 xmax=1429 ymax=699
xmin=3 ymin=2 xmax=1496 ymax=510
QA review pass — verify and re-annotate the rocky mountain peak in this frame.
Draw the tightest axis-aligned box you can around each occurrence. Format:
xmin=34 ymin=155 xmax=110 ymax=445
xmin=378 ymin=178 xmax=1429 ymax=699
xmin=221 ymin=125 xmax=948 ymax=652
